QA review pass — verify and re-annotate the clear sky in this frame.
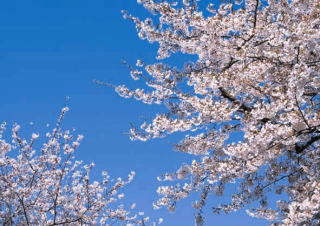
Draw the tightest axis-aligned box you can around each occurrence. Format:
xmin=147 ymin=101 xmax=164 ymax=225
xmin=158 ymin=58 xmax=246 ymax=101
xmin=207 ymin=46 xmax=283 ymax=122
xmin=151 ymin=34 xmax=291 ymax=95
xmin=0 ymin=1 xmax=268 ymax=225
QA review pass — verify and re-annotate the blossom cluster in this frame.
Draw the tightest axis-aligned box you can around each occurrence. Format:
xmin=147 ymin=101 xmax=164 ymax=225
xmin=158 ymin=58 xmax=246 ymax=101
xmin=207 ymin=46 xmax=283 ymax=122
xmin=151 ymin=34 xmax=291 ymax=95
xmin=113 ymin=0 xmax=320 ymax=225
xmin=0 ymin=108 xmax=156 ymax=226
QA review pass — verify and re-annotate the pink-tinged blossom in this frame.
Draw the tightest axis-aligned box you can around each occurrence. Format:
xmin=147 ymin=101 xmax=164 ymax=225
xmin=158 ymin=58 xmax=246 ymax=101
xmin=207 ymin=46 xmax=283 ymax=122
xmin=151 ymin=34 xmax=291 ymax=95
xmin=0 ymin=110 xmax=161 ymax=226
xmin=104 ymin=0 xmax=320 ymax=225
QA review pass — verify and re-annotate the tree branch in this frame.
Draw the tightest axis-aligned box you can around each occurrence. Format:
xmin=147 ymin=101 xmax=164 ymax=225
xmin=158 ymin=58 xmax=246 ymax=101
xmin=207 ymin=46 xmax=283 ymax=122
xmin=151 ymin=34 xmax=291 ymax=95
xmin=295 ymin=135 xmax=320 ymax=154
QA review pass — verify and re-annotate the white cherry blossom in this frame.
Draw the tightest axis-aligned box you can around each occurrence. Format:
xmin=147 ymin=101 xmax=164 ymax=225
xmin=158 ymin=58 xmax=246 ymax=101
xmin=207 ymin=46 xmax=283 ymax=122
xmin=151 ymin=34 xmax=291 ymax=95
xmin=0 ymin=109 xmax=157 ymax=226
xmin=104 ymin=0 xmax=320 ymax=225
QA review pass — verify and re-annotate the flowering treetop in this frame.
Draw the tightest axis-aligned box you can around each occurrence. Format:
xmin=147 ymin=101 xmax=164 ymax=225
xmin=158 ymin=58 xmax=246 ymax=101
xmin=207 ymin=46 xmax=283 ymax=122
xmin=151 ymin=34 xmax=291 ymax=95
xmin=112 ymin=0 xmax=320 ymax=225
xmin=0 ymin=107 xmax=161 ymax=226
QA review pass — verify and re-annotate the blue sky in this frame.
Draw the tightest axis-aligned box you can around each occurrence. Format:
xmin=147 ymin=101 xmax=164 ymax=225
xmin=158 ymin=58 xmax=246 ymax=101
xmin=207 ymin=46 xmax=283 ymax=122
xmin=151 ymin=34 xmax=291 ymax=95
xmin=0 ymin=1 xmax=268 ymax=225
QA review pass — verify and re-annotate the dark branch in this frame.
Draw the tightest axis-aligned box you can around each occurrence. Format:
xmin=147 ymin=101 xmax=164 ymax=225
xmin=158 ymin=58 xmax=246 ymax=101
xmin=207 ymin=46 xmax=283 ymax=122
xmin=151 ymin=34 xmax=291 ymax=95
xmin=219 ymin=87 xmax=252 ymax=113
xmin=295 ymin=135 xmax=320 ymax=154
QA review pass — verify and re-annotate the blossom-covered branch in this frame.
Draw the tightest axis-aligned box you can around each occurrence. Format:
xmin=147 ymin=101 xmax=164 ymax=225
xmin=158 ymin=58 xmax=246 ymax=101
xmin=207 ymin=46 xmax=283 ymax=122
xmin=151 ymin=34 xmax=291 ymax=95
xmin=105 ymin=0 xmax=320 ymax=225
xmin=0 ymin=108 xmax=158 ymax=226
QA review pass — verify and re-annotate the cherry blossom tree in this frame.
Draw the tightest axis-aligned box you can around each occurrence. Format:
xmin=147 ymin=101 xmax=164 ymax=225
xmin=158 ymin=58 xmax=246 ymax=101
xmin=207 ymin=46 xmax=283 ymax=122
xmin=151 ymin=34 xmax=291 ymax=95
xmin=106 ymin=0 xmax=320 ymax=225
xmin=0 ymin=107 xmax=155 ymax=226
